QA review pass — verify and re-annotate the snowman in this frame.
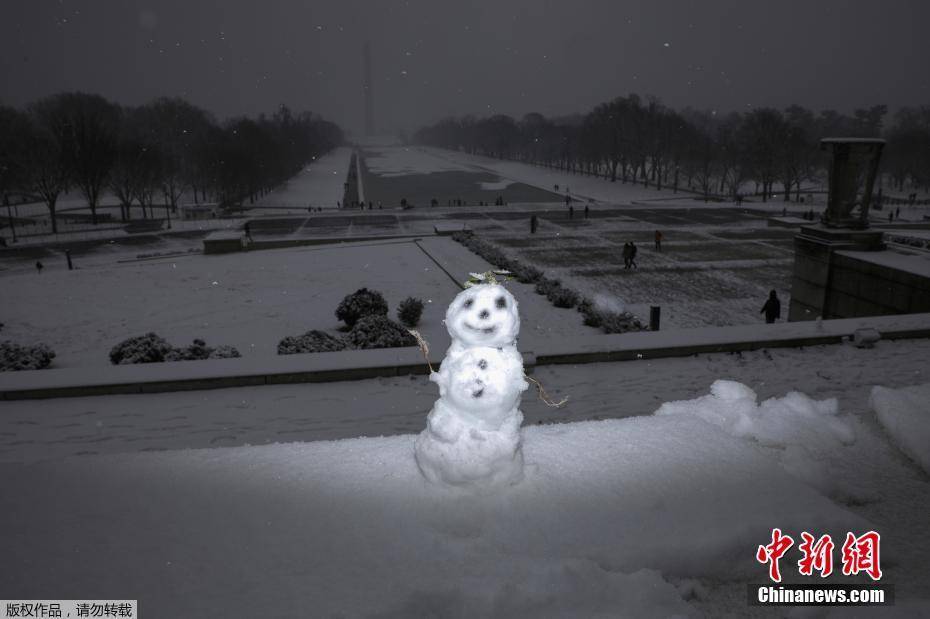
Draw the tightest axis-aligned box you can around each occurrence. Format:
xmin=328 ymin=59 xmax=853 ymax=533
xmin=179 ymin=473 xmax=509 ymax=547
xmin=414 ymin=275 xmax=528 ymax=488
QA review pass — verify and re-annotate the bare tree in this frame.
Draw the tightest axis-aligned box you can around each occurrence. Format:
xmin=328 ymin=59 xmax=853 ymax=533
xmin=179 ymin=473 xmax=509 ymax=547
xmin=738 ymin=108 xmax=787 ymax=202
xmin=31 ymin=93 xmax=119 ymax=225
xmin=0 ymin=106 xmax=30 ymax=207
xmin=19 ymin=112 xmax=71 ymax=233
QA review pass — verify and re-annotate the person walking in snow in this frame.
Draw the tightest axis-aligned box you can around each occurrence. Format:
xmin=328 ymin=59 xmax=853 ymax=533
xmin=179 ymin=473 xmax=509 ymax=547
xmin=654 ymin=230 xmax=663 ymax=251
xmin=761 ymin=290 xmax=781 ymax=324
xmin=35 ymin=260 xmax=43 ymax=273
xmin=622 ymin=242 xmax=632 ymax=269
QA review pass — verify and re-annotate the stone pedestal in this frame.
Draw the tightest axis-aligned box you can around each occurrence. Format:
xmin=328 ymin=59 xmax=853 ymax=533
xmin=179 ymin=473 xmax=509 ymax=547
xmin=203 ymin=231 xmax=245 ymax=254
xmin=788 ymin=225 xmax=884 ymax=321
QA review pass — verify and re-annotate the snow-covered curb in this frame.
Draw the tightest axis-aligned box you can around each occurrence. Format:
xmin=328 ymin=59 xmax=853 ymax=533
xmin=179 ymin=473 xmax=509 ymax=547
xmin=4 ymin=313 xmax=930 ymax=400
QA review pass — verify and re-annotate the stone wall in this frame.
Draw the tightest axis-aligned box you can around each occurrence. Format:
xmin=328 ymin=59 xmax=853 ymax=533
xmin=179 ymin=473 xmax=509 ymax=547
xmin=789 ymin=226 xmax=930 ymax=320
xmin=826 ymin=252 xmax=930 ymax=318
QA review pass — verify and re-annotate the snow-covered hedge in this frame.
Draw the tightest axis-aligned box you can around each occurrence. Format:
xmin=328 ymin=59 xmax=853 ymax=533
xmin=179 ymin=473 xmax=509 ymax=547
xmin=0 ymin=340 xmax=56 ymax=371
xmin=397 ymin=297 xmax=424 ymax=328
xmin=507 ymin=260 xmax=543 ymax=284
xmin=335 ymin=288 xmax=389 ymax=328
xmin=109 ymin=333 xmax=241 ymax=365
xmin=343 ymin=315 xmax=416 ymax=349
xmin=534 ymin=277 xmax=579 ymax=308
xmin=278 ymin=330 xmax=347 ymax=355
xmin=165 ymin=339 xmax=242 ymax=361
xmin=577 ymin=298 xmax=645 ymax=333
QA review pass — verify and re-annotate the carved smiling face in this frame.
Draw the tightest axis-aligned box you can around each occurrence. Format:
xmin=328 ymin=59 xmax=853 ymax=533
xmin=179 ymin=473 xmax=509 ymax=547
xmin=445 ymin=284 xmax=519 ymax=347
xmin=439 ymin=347 xmax=527 ymax=415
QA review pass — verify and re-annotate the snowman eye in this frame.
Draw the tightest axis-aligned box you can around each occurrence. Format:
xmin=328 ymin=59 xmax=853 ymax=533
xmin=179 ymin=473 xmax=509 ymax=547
xmin=495 ymin=296 xmax=507 ymax=309
xmin=464 ymin=299 xmax=473 ymax=308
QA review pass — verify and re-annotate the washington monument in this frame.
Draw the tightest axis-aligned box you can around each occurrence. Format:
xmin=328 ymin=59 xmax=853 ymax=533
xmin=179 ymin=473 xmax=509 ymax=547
xmin=363 ymin=41 xmax=374 ymax=136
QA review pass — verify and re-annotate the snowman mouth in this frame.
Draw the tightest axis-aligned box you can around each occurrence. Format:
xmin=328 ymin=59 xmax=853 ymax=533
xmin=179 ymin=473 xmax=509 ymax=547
xmin=464 ymin=323 xmax=497 ymax=335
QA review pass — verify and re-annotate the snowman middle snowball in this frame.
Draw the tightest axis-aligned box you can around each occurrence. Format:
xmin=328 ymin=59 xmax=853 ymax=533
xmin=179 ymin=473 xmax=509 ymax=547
xmin=414 ymin=283 xmax=528 ymax=488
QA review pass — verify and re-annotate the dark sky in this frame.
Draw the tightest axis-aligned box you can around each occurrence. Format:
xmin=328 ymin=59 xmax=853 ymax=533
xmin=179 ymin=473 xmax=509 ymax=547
xmin=2 ymin=0 xmax=928 ymax=135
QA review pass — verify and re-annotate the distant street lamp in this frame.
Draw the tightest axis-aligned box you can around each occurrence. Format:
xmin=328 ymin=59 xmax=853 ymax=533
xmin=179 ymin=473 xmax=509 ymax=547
xmin=6 ymin=203 xmax=16 ymax=243
xmin=163 ymin=187 xmax=172 ymax=230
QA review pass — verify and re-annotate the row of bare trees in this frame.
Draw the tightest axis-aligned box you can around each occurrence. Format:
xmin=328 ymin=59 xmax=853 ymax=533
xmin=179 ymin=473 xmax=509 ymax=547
xmin=0 ymin=93 xmax=343 ymax=233
xmin=414 ymin=95 xmax=929 ymax=202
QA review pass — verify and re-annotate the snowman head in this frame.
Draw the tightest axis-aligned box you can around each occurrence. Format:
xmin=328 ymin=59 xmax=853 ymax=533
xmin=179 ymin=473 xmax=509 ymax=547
xmin=437 ymin=347 xmax=527 ymax=415
xmin=445 ymin=283 xmax=519 ymax=347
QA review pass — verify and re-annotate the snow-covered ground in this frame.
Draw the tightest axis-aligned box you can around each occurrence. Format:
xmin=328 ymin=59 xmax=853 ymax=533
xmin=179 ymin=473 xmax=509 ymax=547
xmin=0 ymin=236 xmax=605 ymax=368
xmin=420 ymin=146 xmax=730 ymax=206
xmin=871 ymin=383 xmax=930 ymax=475
xmin=0 ymin=239 xmax=459 ymax=368
xmin=255 ymin=146 xmax=353 ymax=209
xmin=2 ymin=340 xmax=929 ymax=616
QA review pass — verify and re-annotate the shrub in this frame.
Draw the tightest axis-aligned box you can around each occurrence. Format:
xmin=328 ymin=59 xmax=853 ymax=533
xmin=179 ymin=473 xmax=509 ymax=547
xmin=534 ymin=277 xmax=562 ymax=296
xmin=597 ymin=310 xmax=645 ymax=334
xmin=111 ymin=334 xmax=241 ymax=364
xmin=344 ymin=315 xmax=416 ymax=350
xmin=397 ymin=297 xmax=425 ymax=328
xmin=166 ymin=338 xmax=241 ymax=361
xmin=278 ymin=330 xmax=347 ymax=355
xmin=547 ymin=285 xmax=580 ymax=308
xmin=208 ymin=345 xmax=242 ymax=359
xmin=0 ymin=340 xmax=56 ymax=371
xmin=451 ymin=231 xmax=475 ymax=244
xmin=508 ymin=261 xmax=543 ymax=284
xmin=335 ymin=288 xmax=389 ymax=328
xmin=576 ymin=297 xmax=645 ymax=333
xmin=109 ymin=333 xmax=173 ymax=365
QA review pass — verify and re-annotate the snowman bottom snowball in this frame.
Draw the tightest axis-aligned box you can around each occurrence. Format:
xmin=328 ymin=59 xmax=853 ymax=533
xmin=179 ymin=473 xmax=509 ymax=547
xmin=414 ymin=401 xmax=525 ymax=488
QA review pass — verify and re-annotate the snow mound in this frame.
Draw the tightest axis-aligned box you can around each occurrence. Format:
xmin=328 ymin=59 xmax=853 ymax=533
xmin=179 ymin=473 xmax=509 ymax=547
xmin=654 ymin=380 xmax=859 ymax=501
xmin=0 ymin=415 xmax=867 ymax=617
xmin=655 ymin=379 xmax=854 ymax=450
xmin=871 ymin=384 xmax=930 ymax=474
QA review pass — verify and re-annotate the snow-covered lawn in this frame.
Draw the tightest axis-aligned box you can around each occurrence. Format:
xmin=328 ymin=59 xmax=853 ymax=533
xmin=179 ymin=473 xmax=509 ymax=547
xmin=420 ymin=146 xmax=730 ymax=206
xmin=0 ymin=236 xmax=607 ymax=368
xmin=255 ymin=146 xmax=353 ymax=208
xmin=474 ymin=220 xmax=795 ymax=329
xmin=1 ymin=239 xmax=462 ymax=368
